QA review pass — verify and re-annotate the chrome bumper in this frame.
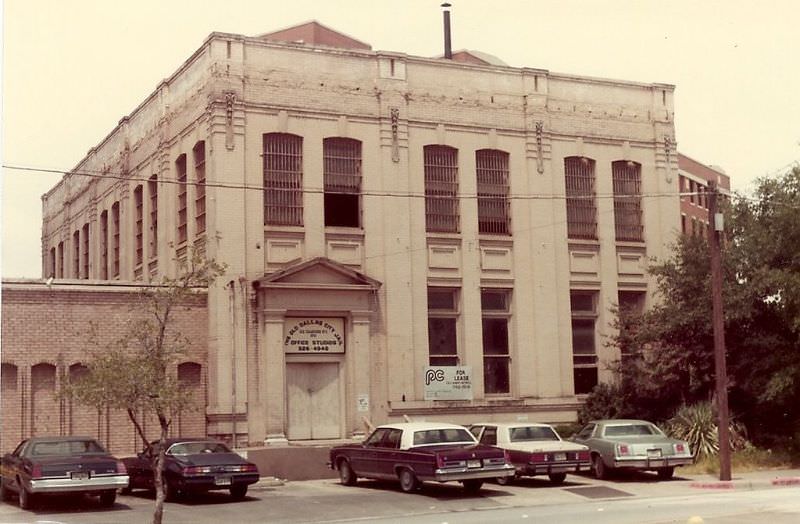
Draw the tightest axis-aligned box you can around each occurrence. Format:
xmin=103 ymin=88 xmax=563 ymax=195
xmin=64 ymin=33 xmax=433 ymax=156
xmin=613 ymin=456 xmax=693 ymax=469
xmin=431 ymin=464 xmax=515 ymax=482
xmin=29 ymin=474 xmax=129 ymax=493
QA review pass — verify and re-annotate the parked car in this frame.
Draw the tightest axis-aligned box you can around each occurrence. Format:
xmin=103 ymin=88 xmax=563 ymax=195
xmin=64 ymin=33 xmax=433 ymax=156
xmin=121 ymin=438 xmax=259 ymax=500
xmin=0 ymin=436 xmax=129 ymax=510
xmin=469 ymin=422 xmax=591 ymax=484
xmin=328 ymin=422 xmax=515 ymax=493
xmin=569 ymin=419 xmax=693 ymax=479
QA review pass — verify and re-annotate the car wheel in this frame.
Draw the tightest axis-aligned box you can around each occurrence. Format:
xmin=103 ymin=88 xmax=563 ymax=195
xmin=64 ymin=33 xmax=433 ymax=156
xmin=495 ymin=474 xmax=513 ymax=486
xmin=164 ymin=480 xmax=180 ymax=502
xmin=656 ymin=467 xmax=675 ymax=480
xmin=548 ymin=472 xmax=567 ymax=484
xmin=229 ymin=484 xmax=248 ymax=500
xmin=338 ymin=459 xmax=357 ymax=486
xmin=398 ymin=468 xmax=420 ymax=493
xmin=18 ymin=482 xmax=35 ymax=510
xmin=462 ymin=479 xmax=484 ymax=493
xmin=99 ymin=490 xmax=117 ymax=507
xmin=592 ymin=455 xmax=609 ymax=480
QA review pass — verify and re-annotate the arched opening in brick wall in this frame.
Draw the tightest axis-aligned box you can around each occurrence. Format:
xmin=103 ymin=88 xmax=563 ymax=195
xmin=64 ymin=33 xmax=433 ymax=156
xmin=1 ymin=363 xmax=20 ymax=452
xmin=67 ymin=364 xmax=99 ymax=439
xmin=177 ymin=362 xmax=204 ymax=437
xmin=31 ymin=363 xmax=57 ymax=437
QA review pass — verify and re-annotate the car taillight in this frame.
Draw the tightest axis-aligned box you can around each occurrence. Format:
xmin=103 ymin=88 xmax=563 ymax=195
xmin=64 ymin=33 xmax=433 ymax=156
xmin=31 ymin=464 xmax=43 ymax=479
xmin=529 ymin=453 xmax=546 ymax=464
xmin=675 ymin=443 xmax=686 ymax=454
xmin=617 ymin=444 xmax=630 ymax=456
xmin=503 ymin=450 xmax=511 ymax=464
xmin=116 ymin=461 xmax=127 ymax=474
xmin=578 ymin=450 xmax=591 ymax=460
xmin=237 ymin=464 xmax=258 ymax=473
xmin=436 ymin=454 xmax=445 ymax=469
xmin=184 ymin=466 xmax=212 ymax=475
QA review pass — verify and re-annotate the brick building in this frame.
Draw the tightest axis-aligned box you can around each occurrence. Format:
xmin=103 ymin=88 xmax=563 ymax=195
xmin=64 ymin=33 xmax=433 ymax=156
xmin=11 ymin=21 xmax=686 ymax=449
xmin=678 ymin=152 xmax=731 ymax=237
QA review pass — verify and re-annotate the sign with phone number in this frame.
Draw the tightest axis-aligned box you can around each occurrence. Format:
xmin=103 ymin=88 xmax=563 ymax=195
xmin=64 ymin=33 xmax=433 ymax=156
xmin=423 ymin=366 xmax=473 ymax=400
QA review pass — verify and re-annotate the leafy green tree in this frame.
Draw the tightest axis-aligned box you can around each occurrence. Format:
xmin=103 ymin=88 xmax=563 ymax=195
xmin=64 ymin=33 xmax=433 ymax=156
xmin=64 ymin=252 xmax=225 ymax=524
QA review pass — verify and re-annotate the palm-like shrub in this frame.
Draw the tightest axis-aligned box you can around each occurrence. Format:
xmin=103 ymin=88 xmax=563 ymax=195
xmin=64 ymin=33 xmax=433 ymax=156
xmin=666 ymin=401 xmax=750 ymax=461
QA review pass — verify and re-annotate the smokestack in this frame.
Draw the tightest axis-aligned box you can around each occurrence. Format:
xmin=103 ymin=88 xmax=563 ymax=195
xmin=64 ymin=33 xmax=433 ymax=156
xmin=442 ymin=3 xmax=452 ymax=59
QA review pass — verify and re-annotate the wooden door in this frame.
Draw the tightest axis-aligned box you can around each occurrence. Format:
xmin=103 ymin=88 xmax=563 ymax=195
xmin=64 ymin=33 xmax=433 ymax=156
xmin=286 ymin=363 xmax=341 ymax=440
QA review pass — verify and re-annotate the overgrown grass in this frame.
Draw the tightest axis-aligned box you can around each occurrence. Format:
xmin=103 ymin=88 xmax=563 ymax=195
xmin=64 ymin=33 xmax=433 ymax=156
xmin=680 ymin=447 xmax=796 ymax=475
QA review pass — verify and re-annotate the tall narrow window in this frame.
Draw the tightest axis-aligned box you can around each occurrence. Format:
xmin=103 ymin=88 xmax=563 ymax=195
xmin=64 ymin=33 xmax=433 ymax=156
xmin=57 ymin=241 xmax=64 ymax=278
xmin=82 ymin=223 xmax=89 ymax=279
xmin=134 ymin=185 xmax=143 ymax=266
xmin=112 ymin=202 xmax=120 ymax=278
xmin=73 ymin=230 xmax=80 ymax=278
xmin=424 ymin=145 xmax=459 ymax=232
xmin=481 ymin=289 xmax=511 ymax=395
xmin=263 ymin=133 xmax=303 ymax=226
xmin=612 ymin=160 xmax=643 ymax=241
xmin=427 ymin=288 xmax=459 ymax=366
xmin=618 ymin=290 xmax=646 ymax=365
xmin=476 ymin=149 xmax=511 ymax=235
xmin=176 ymin=154 xmax=188 ymax=244
xmin=49 ymin=247 xmax=56 ymax=278
xmin=571 ymin=290 xmax=598 ymax=394
xmin=564 ymin=157 xmax=597 ymax=240
xmin=193 ymin=141 xmax=206 ymax=235
xmin=100 ymin=210 xmax=108 ymax=280
xmin=148 ymin=175 xmax=158 ymax=259
xmin=323 ymin=137 xmax=362 ymax=227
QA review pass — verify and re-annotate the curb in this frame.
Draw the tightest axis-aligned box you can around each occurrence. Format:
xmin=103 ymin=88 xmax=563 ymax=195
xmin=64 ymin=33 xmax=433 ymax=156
xmin=771 ymin=477 xmax=800 ymax=486
xmin=690 ymin=476 xmax=800 ymax=490
xmin=253 ymin=476 xmax=286 ymax=488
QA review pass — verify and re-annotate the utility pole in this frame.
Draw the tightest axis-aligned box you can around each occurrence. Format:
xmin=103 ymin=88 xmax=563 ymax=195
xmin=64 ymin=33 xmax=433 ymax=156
xmin=708 ymin=180 xmax=732 ymax=481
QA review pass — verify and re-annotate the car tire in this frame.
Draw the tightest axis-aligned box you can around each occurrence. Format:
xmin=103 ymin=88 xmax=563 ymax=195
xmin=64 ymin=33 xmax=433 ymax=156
xmin=18 ymin=482 xmax=35 ymax=510
xmin=592 ymin=455 xmax=609 ymax=480
xmin=99 ymin=490 xmax=117 ymax=507
xmin=548 ymin=472 xmax=567 ymax=484
xmin=398 ymin=468 xmax=420 ymax=493
xmin=229 ymin=484 xmax=248 ymax=500
xmin=656 ymin=467 xmax=675 ymax=480
xmin=495 ymin=474 xmax=513 ymax=486
xmin=462 ymin=479 xmax=484 ymax=493
xmin=164 ymin=480 xmax=180 ymax=502
xmin=338 ymin=459 xmax=357 ymax=486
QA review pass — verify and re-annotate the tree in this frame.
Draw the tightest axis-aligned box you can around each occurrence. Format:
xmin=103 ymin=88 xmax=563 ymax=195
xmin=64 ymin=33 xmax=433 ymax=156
xmin=64 ymin=252 xmax=225 ymax=524
xmin=597 ymin=166 xmax=800 ymax=444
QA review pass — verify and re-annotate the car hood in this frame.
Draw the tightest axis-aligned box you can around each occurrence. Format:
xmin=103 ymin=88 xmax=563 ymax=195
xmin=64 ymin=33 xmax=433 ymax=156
xmin=172 ymin=452 xmax=250 ymax=467
xmin=502 ymin=441 xmax=588 ymax=453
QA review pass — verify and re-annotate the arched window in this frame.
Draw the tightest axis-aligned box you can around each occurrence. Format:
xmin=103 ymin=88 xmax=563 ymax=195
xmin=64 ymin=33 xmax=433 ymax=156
xmin=323 ymin=138 xmax=362 ymax=227
xmin=424 ymin=145 xmax=459 ymax=233
xmin=564 ymin=157 xmax=597 ymax=239
xmin=476 ymin=149 xmax=510 ymax=235
xmin=263 ymin=133 xmax=304 ymax=226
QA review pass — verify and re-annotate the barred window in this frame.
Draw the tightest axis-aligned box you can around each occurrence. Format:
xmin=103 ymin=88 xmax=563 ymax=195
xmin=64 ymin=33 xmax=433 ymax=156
xmin=112 ymin=202 xmax=120 ymax=278
xmin=57 ymin=241 xmax=64 ymax=279
xmin=427 ymin=288 xmax=460 ymax=366
xmin=323 ymin=137 xmax=361 ymax=227
xmin=476 ymin=149 xmax=511 ymax=235
xmin=424 ymin=145 xmax=459 ymax=233
xmin=49 ymin=247 xmax=56 ymax=279
xmin=193 ymin=141 xmax=206 ymax=235
xmin=176 ymin=154 xmax=188 ymax=244
xmin=134 ymin=185 xmax=143 ymax=266
xmin=100 ymin=210 xmax=108 ymax=280
xmin=82 ymin=223 xmax=90 ymax=279
xmin=148 ymin=175 xmax=158 ymax=259
xmin=73 ymin=230 xmax=80 ymax=279
xmin=571 ymin=290 xmax=598 ymax=394
xmin=612 ymin=160 xmax=643 ymax=242
xmin=263 ymin=133 xmax=303 ymax=226
xmin=564 ymin=157 xmax=597 ymax=240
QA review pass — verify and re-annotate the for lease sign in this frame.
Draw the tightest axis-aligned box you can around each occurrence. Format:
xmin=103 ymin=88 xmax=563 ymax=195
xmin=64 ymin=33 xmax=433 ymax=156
xmin=284 ymin=318 xmax=345 ymax=353
xmin=423 ymin=366 xmax=473 ymax=400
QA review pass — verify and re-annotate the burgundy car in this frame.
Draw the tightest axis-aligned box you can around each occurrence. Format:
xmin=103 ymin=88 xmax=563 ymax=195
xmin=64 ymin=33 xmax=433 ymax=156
xmin=0 ymin=436 xmax=129 ymax=510
xmin=329 ymin=422 xmax=514 ymax=493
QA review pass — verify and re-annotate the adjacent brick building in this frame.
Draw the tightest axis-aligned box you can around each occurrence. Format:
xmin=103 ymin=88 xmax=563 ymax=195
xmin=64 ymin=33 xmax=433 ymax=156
xmin=7 ymin=21 xmax=688 ymax=449
xmin=677 ymin=152 xmax=732 ymax=237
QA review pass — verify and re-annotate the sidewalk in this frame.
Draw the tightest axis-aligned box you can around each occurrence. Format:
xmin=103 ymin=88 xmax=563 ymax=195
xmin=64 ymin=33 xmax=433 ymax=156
xmin=686 ymin=468 xmax=800 ymax=490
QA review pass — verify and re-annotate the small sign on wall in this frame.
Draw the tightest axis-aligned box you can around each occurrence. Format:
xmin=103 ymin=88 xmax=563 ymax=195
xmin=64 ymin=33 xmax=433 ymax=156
xmin=423 ymin=366 xmax=473 ymax=401
xmin=284 ymin=318 xmax=345 ymax=353
xmin=357 ymin=394 xmax=370 ymax=412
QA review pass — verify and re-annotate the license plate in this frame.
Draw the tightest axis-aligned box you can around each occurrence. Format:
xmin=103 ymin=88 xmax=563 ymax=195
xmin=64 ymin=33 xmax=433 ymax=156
xmin=554 ymin=453 xmax=567 ymax=462
xmin=467 ymin=459 xmax=481 ymax=468
xmin=647 ymin=449 xmax=662 ymax=458
xmin=70 ymin=471 xmax=90 ymax=480
xmin=214 ymin=476 xmax=232 ymax=486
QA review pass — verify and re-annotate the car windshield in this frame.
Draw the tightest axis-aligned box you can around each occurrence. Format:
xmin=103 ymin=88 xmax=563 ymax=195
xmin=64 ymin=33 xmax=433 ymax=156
xmin=168 ymin=442 xmax=231 ymax=455
xmin=413 ymin=428 xmax=475 ymax=446
xmin=604 ymin=424 xmax=660 ymax=437
xmin=509 ymin=426 xmax=560 ymax=442
xmin=30 ymin=439 xmax=105 ymax=457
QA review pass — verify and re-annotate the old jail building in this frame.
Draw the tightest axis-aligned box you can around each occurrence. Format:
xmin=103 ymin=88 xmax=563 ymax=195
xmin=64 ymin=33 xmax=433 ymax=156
xmin=4 ymin=22 xmax=683 ymax=452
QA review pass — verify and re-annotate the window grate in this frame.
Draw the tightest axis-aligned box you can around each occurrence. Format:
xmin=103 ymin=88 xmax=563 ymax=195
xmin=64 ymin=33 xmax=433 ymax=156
xmin=565 ymin=157 xmax=597 ymax=240
xmin=612 ymin=161 xmax=643 ymax=241
xmin=148 ymin=176 xmax=158 ymax=259
xmin=100 ymin=211 xmax=108 ymax=280
xmin=176 ymin=155 xmax=188 ymax=244
xmin=476 ymin=149 xmax=511 ymax=235
xmin=134 ymin=185 xmax=143 ymax=266
xmin=424 ymin=145 xmax=459 ymax=233
xmin=194 ymin=142 xmax=206 ymax=235
xmin=263 ymin=133 xmax=303 ymax=226
xmin=111 ymin=202 xmax=120 ymax=278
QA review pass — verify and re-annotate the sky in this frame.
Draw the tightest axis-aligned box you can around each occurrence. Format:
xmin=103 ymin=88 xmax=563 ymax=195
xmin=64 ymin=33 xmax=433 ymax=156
xmin=1 ymin=0 xmax=798 ymax=279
